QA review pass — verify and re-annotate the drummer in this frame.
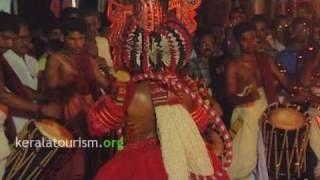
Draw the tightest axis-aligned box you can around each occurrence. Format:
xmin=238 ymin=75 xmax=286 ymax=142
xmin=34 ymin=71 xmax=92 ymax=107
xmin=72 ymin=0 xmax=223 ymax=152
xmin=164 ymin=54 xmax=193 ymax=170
xmin=0 ymin=12 xmax=16 ymax=179
xmin=0 ymin=14 xmax=64 ymax=178
xmin=288 ymin=20 xmax=320 ymax=178
xmin=226 ymin=22 xmax=289 ymax=179
xmin=43 ymin=17 xmax=111 ymax=179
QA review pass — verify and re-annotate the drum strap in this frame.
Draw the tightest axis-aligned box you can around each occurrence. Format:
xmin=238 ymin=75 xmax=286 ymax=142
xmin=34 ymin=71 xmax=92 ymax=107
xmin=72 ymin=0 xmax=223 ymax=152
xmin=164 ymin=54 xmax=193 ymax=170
xmin=229 ymin=117 xmax=244 ymax=139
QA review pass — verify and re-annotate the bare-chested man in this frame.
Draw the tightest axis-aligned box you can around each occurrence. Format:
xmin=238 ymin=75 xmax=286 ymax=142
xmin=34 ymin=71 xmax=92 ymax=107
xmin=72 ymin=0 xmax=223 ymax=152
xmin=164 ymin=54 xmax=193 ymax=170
xmin=226 ymin=22 xmax=288 ymax=179
xmin=43 ymin=17 xmax=110 ymax=179
xmin=289 ymin=44 xmax=320 ymax=178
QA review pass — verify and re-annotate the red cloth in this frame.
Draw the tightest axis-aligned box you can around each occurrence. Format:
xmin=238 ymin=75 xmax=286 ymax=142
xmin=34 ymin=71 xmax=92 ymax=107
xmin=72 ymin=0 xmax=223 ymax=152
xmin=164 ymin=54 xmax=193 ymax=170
xmin=87 ymin=96 xmax=124 ymax=136
xmin=95 ymin=138 xmax=229 ymax=180
xmin=256 ymin=53 xmax=278 ymax=104
xmin=95 ymin=138 xmax=167 ymax=180
xmin=75 ymin=51 xmax=101 ymax=99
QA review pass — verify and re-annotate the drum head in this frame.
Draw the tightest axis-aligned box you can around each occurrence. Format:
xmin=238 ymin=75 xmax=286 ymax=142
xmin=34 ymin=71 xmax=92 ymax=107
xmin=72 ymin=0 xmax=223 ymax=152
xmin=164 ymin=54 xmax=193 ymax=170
xmin=35 ymin=119 xmax=73 ymax=141
xmin=269 ymin=107 xmax=305 ymax=130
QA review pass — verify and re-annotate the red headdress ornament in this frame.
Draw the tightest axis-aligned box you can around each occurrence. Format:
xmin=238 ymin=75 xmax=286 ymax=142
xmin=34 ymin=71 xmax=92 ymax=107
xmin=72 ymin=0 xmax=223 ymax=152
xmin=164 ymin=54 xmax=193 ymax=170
xmin=102 ymin=0 xmax=233 ymax=170
xmin=107 ymin=0 xmax=201 ymax=71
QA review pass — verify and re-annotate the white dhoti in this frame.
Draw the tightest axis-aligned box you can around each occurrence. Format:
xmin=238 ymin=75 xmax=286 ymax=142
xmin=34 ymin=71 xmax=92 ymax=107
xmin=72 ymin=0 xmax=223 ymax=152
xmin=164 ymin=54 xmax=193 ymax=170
xmin=228 ymin=88 xmax=268 ymax=179
xmin=0 ymin=107 xmax=10 ymax=179
xmin=307 ymin=106 xmax=320 ymax=178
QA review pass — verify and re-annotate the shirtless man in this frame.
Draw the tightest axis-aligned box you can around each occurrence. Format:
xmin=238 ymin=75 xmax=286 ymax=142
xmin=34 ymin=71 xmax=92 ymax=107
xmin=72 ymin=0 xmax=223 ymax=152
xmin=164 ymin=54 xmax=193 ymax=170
xmin=44 ymin=17 xmax=110 ymax=179
xmin=226 ymin=22 xmax=288 ymax=179
xmin=290 ymin=46 xmax=320 ymax=178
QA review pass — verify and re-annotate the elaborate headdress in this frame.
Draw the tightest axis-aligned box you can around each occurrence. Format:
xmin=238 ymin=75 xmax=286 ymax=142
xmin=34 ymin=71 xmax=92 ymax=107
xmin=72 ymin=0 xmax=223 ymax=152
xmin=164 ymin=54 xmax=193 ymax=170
xmin=101 ymin=0 xmax=232 ymax=178
xmin=107 ymin=0 xmax=200 ymax=72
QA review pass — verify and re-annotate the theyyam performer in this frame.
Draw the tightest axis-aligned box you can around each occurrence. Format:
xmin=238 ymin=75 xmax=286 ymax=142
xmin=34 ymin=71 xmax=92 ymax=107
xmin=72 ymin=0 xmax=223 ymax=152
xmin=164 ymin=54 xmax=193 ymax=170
xmin=87 ymin=0 xmax=232 ymax=179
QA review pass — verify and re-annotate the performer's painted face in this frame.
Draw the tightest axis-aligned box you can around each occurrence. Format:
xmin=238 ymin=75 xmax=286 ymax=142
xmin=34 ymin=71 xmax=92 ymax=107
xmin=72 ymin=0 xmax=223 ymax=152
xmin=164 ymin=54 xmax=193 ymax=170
xmin=12 ymin=25 xmax=31 ymax=56
xmin=64 ymin=31 xmax=86 ymax=54
xmin=239 ymin=30 xmax=257 ymax=54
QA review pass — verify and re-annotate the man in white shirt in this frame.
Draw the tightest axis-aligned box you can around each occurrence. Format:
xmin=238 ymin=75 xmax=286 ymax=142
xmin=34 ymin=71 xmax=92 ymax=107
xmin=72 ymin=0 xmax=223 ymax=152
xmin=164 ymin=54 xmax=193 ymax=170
xmin=3 ymin=19 xmax=39 ymax=132
xmin=0 ymin=12 xmax=18 ymax=179
xmin=0 ymin=16 xmax=63 ymax=179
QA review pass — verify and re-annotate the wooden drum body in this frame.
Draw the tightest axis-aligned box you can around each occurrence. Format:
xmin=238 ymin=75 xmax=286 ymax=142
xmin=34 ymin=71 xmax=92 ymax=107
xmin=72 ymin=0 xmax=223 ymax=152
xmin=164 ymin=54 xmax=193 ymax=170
xmin=3 ymin=119 xmax=73 ymax=179
xmin=261 ymin=103 xmax=311 ymax=179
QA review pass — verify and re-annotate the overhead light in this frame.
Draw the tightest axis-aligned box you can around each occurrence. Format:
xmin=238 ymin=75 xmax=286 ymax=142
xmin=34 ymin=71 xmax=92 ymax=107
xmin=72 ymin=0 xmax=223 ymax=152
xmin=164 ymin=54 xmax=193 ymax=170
xmin=72 ymin=0 xmax=77 ymax=7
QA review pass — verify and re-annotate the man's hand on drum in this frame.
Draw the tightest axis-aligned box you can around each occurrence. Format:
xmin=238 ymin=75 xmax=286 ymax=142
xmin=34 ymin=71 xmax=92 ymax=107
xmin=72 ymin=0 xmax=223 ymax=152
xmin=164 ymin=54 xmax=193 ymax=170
xmin=38 ymin=103 xmax=63 ymax=120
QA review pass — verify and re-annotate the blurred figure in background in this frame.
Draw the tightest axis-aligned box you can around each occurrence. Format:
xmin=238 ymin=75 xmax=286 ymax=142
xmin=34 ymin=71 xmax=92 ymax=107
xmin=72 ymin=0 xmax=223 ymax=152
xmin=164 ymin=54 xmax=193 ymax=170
xmin=312 ymin=21 xmax=320 ymax=48
xmin=223 ymin=7 xmax=248 ymax=58
xmin=82 ymin=8 xmax=114 ymax=75
xmin=272 ymin=15 xmax=290 ymax=46
xmin=0 ymin=12 xmax=18 ymax=179
xmin=190 ymin=27 xmax=233 ymax=128
xmin=252 ymin=15 xmax=285 ymax=56
xmin=277 ymin=18 xmax=314 ymax=82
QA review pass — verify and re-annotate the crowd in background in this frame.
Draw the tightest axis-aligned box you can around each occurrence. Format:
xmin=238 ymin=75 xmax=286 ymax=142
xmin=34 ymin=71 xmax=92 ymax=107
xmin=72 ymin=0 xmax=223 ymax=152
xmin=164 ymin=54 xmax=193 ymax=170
xmin=0 ymin=1 xmax=319 ymax=129
xmin=1 ymin=1 xmax=320 ymax=179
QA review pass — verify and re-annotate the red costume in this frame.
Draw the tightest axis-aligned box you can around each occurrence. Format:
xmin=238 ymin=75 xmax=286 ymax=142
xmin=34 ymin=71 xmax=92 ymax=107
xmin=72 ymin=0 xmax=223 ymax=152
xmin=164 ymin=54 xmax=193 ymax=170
xmin=88 ymin=0 xmax=232 ymax=179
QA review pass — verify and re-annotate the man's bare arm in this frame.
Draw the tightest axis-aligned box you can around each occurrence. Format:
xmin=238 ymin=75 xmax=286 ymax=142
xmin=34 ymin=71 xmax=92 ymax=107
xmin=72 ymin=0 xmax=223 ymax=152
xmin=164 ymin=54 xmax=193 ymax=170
xmin=44 ymin=54 xmax=61 ymax=90
xmin=0 ymin=66 xmax=39 ymax=113
xmin=91 ymin=57 xmax=111 ymax=92
xmin=269 ymin=56 xmax=289 ymax=90
xmin=0 ymin=87 xmax=39 ymax=113
xmin=24 ymin=86 xmax=47 ymax=102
